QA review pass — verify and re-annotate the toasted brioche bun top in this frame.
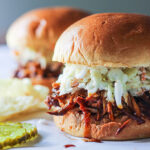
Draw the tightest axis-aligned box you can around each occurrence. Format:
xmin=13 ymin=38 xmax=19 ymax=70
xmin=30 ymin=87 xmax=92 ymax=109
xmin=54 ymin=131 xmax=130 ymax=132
xmin=53 ymin=13 xmax=150 ymax=67
xmin=6 ymin=7 xmax=89 ymax=64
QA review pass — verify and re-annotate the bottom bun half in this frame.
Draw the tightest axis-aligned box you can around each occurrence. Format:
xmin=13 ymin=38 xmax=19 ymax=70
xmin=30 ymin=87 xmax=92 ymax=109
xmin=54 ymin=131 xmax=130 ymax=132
xmin=54 ymin=110 xmax=150 ymax=140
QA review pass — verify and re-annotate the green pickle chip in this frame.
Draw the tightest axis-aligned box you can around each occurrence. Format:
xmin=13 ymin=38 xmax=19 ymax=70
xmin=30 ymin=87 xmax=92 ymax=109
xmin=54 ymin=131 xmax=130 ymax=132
xmin=0 ymin=122 xmax=38 ymax=149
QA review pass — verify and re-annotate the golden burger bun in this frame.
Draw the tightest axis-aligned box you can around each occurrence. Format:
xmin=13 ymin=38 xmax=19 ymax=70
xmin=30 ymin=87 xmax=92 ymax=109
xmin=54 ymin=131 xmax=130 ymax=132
xmin=51 ymin=13 xmax=150 ymax=140
xmin=6 ymin=7 xmax=90 ymax=65
xmin=53 ymin=13 xmax=150 ymax=67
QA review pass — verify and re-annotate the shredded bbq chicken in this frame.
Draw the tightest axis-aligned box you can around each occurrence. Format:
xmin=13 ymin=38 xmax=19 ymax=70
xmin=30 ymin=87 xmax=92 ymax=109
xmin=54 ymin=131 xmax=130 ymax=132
xmin=45 ymin=83 xmax=150 ymax=135
xmin=14 ymin=61 xmax=63 ymax=79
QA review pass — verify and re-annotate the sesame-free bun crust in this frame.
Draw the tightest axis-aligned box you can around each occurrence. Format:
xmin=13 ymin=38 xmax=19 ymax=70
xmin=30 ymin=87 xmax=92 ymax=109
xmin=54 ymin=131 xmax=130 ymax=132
xmin=53 ymin=13 xmax=150 ymax=67
xmin=54 ymin=110 xmax=150 ymax=140
xmin=6 ymin=7 xmax=89 ymax=63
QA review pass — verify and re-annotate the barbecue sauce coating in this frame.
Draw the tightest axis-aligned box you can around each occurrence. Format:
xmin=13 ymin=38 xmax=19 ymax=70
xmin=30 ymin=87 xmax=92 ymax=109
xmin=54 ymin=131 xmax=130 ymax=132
xmin=76 ymin=97 xmax=91 ymax=138
xmin=46 ymin=84 xmax=150 ymax=137
xmin=64 ymin=144 xmax=76 ymax=148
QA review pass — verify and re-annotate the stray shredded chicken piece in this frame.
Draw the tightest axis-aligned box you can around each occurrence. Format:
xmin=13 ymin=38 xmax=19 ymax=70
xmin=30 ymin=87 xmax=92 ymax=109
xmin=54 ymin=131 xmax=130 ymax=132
xmin=115 ymin=119 xmax=131 ymax=135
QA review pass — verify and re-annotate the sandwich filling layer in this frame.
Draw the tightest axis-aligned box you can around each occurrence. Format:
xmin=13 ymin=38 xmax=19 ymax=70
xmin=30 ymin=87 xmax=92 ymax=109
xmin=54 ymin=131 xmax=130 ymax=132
xmin=46 ymin=64 xmax=150 ymax=137
xmin=56 ymin=64 xmax=150 ymax=108
xmin=12 ymin=48 xmax=63 ymax=79
xmin=14 ymin=61 xmax=63 ymax=79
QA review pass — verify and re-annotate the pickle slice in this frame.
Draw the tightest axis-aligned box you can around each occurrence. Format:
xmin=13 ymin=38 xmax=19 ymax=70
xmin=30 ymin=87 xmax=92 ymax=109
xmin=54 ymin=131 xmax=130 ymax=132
xmin=0 ymin=122 xmax=38 ymax=149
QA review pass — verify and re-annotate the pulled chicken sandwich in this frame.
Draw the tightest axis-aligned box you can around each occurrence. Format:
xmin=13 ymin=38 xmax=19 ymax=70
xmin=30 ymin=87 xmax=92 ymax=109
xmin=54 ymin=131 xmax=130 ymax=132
xmin=45 ymin=13 xmax=150 ymax=140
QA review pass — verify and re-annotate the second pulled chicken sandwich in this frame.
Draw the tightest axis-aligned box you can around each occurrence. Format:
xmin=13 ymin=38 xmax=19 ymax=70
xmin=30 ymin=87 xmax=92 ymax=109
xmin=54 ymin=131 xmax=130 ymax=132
xmin=46 ymin=13 xmax=150 ymax=140
xmin=6 ymin=7 xmax=89 ymax=88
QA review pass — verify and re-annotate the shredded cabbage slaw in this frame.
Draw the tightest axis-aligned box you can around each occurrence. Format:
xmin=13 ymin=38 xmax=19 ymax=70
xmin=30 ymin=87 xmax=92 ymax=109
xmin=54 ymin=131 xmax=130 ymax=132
xmin=56 ymin=64 xmax=150 ymax=108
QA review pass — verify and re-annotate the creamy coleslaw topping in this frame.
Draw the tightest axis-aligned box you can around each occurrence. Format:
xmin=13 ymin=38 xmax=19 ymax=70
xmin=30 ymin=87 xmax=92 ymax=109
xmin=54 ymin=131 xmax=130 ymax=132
xmin=56 ymin=64 xmax=150 ymax=108
xmin=13 ymin=48 xmax=47 ymax=68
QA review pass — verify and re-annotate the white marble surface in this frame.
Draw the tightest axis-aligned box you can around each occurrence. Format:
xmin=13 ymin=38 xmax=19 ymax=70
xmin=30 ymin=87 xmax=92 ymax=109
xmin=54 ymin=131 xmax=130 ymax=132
xmin=0 ymin=45 xmax=150 ymax=150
